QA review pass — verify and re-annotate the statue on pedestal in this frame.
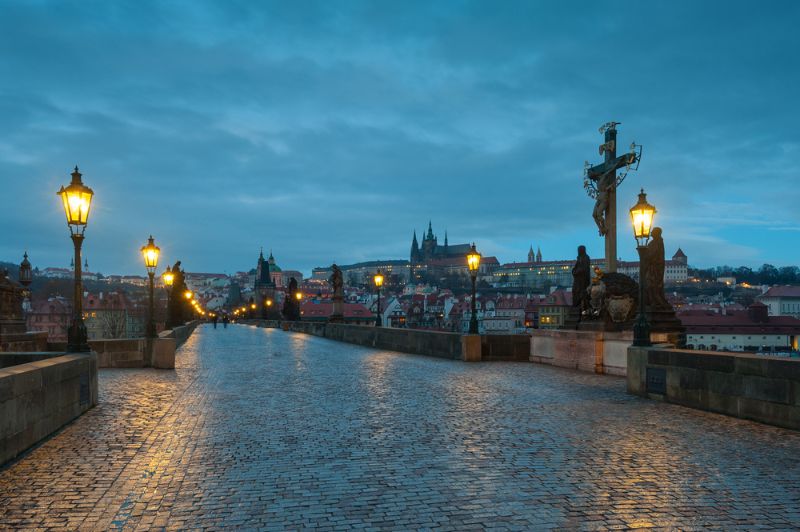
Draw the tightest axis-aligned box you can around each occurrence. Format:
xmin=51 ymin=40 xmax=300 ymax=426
xmin=643 ymin=227 xmax=671 ymax=311
xmin=329 ymin=264 xmax=344 ymax=322
xmin=571 ymin=246 xmax=591 ymax=315
xmin=283 ymin=277 xmax=301 ymax=321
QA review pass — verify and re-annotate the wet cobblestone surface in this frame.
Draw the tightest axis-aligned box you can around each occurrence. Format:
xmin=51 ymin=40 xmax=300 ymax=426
xmin=1 ymin=324 xmax=800 ymax=530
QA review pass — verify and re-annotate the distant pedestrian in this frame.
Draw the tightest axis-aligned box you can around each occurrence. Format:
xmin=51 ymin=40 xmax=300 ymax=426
xmin=222 ymin=314 xmax=229 ymax=329
xmin=212 ymin=314 xmax=218 ymax=329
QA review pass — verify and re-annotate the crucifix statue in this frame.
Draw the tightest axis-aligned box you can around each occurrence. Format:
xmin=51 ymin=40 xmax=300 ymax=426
xmin=583 ymin=122 xmax=641 ymax=273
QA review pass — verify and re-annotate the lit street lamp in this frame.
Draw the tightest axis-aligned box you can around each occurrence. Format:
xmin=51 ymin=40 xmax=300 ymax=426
xmin=57 ymin=166 xmax=94 ymax=352
xmin=373 ymin=271 xmax=384 ymax=327
xmin=467 ymin=243 xmax=481 ymax=334
xmin=162 ymin=265 xmax=174 ymax=327
xmin=630 ymin=188 xmax=657 ymax=347
xmin=19 ymin=252 xmax=33 ymax=311
xmin=141 ymin=235 xmax=160 ymax=338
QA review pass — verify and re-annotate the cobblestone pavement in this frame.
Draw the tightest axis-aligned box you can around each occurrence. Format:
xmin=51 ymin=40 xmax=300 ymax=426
xmin=2 ymin=324 xmax=800 ymax=530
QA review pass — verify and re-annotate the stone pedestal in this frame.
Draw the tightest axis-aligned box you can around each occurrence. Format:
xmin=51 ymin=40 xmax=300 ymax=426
xmin=330 ymin=296 xmax=344 ymax=323
xmin=461 ymin=335 xmax=482 ymax=362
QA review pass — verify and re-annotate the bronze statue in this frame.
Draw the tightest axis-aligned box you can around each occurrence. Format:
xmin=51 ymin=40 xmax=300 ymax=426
xmin=283 ymin=277 xmax=301 ymax=321
xmin=330 ymin=264 xmax=344 ymax=299
xmin=643 ymin=227 xmax=670 ymax=310
xmin=571 ymin=246 xmax=591 ymax=313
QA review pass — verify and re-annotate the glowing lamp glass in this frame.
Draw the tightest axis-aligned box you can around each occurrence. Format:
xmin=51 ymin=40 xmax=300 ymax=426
xmin=373 ymin=272 xmax=384 ymax=288
xmin=162 ymin=268 xmax=174 ymax=287
xmin=295 ymin=292 xmax=302 ymax=301
xmin=466 ymin=243 xmax=481 ymax=273
xmin=184 ymin=290 xmax=193 ymax=300
xmin=57 ymin=167 xmax=94 ymax=229
xmin=141 ymin=235 xmax=160 ymax=273
xmin=629 ymin=189 xmax=657 ymax=246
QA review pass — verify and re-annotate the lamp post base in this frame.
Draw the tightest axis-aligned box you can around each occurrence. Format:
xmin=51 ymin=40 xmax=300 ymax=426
xmin=67 ymin=319 xmax=90 ymax=353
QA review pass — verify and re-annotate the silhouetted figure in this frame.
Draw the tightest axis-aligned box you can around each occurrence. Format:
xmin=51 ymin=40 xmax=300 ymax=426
xmin=643 ymin=227 xmax=671 ymax=310
xmin=572 ymin=245 xmax=591 ymax=314
xmin=212 ymin=314 xmax=218 ymax=329
xmin=222 ymin=314 xmax=229 ymax=328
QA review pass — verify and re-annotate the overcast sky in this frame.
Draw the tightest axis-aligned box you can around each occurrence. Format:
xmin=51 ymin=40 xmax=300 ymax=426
xmin=1 ymin=0 xmax=798 ymax=276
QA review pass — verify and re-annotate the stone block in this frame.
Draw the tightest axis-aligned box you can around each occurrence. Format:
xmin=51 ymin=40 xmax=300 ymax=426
xmin=765 ymin=359 xmax=800 ymax=381
xmin=735 ymin=357 xmax=769 ymax=377
xmin=673 ymin=352 xmax=735 ymax=373
xmin=626 ymin=347 xmax=647 ymax=395
xmin=705 ymin=390 xmax=739 ymax=417
xmin=152 ymin=338 xmax=176 ymax=369
xmin=743 ymin=375 xmax=790 ymax=404
xmin=461 ymin=335 xmax=481 ymax=362
xmin=647 ymin=349 xmax=670 ymax=366
xmin=677 ymin=367 xmax=706 ymax=390
xmin=12 ymin=369 xmax=42 ymax=397
xmin=706 ymin=371 xmax=742 ymax=396
xmin=738 ymin=397 xmax=800 ymax=430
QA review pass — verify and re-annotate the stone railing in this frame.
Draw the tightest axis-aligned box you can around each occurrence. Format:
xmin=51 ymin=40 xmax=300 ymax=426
xmin=0 ymin=352 xmax=98 ymax=465
xmin=628 ymin=346 xmax=800 ymax=430
xmin=46 ymin=321 xmax=201 ymax=369
xmin=246 ymin=320 xmax=530 ymax=362
xmin=0 ymin=330 xmax=48 ymax=353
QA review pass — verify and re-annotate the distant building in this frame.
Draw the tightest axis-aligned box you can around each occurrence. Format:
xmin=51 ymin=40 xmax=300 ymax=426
xmin=410 ymin=222 xmax=498 ymax=281
xmin=254 ymin=249 xmax=275 ymax=309
xmin=494 ymin=247 xmax=688 ymax=289
xmin=299 ymin=301 xmax=374 ymax=325
xmin=26 ymin=297 xmax=71 ymax=342
xmin=538 ymin=290 xmax=572 ymax=329
xmin=757 ymin=286 xmax=800 ymax=319
xmin=679 ymin=302 xmax=800 ymax=352
xmin=312 ymin=260 xmax=411 ymax=286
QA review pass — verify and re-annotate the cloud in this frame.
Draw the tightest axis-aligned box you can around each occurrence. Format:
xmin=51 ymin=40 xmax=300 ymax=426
xmin=0 ymin=0 xmax=797 ymax=274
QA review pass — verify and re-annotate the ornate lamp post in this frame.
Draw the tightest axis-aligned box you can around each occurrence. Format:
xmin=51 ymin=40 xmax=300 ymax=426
xmin=629 ymin=189 xmax=657 ymax=347
xmin=162 ymin=265 xmax=174 ymax=326
xmin=295 ymin=292 xmax=302 ymax=318
xmin=57 ymin=167 xmax=94 ymax=352
xmin=141 ymin=236 xmax=160 ymax=338
xmin=19 ymin=252 xmax=33 ymax=311
xmin=373 ymin=271 xmax=384 ymax=327
xmin=467 ymin=243 xmax=481 ymax=334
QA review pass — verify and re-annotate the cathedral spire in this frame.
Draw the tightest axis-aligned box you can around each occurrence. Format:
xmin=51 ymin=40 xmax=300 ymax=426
xmin=444 ymin=230 xmax=448 ymax=247
xmin=536 ymin=246 xmax=542 ymax=263
xmin=426 ymin=220 xmax=434 ymax=240
xmin=528 ymin=245 xmax=535 ymax=263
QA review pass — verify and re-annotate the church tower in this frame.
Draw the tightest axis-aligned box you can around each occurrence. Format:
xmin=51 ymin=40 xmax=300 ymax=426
xmin=528 ymin=245 xmax=535 ymax=263
xmin=536 ymin=246 xmax=542 ymax=263
xmin=410 ymin=230 xmax=421 ymax=263
xmin=422 ymin=221 xmax=437 ymax=260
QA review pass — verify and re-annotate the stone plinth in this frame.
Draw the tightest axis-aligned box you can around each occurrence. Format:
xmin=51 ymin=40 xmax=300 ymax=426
xmin=531 ymin=329 xmax=632 ymax=375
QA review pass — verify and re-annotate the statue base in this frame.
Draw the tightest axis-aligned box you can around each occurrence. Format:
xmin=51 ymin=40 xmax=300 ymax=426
xmin=563 ymin=307 xmax=685 ymax=347
xmin=563 ymin=308 xmax=633 ymax=333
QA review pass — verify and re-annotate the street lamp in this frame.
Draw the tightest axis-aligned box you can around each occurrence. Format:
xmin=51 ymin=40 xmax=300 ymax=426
xmin=57 ymin=166 xmax=94 ymax=352
xmin=630 ymin=189 xmax=657 ymax=347
xmin=373 ymin=271 xmax=384 ymax=327
xmin=467 ymin=243 xmax=481 ymax=334
xmin=141 ymin=236 xmax=160 ymax=338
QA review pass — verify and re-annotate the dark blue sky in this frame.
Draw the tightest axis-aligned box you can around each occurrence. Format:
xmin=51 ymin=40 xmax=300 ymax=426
xmin=1 ymin=1 xmax=798 ymax=276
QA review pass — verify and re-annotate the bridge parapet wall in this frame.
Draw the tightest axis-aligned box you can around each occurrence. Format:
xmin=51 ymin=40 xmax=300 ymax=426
xmin=0 ymin=352 xmax=97 ymax=465
xmin=628 ymin=346 xmax=800 ymax=430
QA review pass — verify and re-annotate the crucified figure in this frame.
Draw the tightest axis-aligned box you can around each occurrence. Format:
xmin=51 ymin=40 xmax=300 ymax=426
xmin=592 ymin=169 xmax=615 ymax=236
